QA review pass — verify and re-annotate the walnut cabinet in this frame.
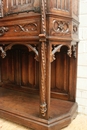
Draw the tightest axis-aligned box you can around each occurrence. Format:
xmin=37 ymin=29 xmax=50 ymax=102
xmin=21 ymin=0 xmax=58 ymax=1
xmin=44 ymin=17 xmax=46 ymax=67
xmin=0 ymin=0 xmax=79 ymax=130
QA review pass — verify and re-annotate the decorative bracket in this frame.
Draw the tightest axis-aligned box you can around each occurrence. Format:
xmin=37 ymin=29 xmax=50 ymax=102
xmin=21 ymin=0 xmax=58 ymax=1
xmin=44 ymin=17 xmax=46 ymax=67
xmin=73 ymin=45 xmax=77 ymax=58
xmin=0 ymin=27 xmax=9 ymax=36
xmin=50 ymin=44 xmax=72 ymax=62
xmin=0 ymin=47 xmax=6 ymax=58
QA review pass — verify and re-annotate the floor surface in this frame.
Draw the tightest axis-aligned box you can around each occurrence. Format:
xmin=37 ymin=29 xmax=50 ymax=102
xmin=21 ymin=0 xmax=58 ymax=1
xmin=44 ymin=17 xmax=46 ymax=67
xmin=0 ymin=114 xmax=87 ymax=130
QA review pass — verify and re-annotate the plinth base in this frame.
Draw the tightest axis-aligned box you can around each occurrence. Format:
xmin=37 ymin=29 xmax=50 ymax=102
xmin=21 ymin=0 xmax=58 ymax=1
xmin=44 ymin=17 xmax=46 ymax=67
xmin=0 ymin=87 xmax=77 ymax=130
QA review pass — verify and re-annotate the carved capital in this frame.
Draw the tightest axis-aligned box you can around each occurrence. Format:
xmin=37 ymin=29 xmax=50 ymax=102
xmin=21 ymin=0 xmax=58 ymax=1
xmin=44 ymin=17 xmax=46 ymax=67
xmin=0 ymin=27 xmax=9 ymax=36
xmin=39 ymin=34 xmax=46 ymax=42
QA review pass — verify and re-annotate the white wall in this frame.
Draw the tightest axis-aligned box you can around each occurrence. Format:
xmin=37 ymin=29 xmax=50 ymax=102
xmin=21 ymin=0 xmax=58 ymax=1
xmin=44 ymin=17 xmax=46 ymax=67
xmin=76 ymin=0 xmax=87 ymax=115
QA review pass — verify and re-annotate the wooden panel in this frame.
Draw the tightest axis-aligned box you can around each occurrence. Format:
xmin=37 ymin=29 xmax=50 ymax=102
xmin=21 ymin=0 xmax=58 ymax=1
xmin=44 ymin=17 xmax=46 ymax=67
xmin=3 ymin=0 xmax=38 ymax=16
xmin=50 ymin=0 xmax=70 ymax=12
xmin=0 ymin=17 xmax=41 ymax=40
xmin=0 ymin=45 xmax=39 ymax=89
xmin=51 ymin=46 xmax=69 ymax=96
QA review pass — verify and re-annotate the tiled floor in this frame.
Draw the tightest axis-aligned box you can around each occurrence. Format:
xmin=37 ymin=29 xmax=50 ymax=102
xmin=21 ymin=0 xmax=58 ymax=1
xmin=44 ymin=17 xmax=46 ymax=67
xmin=0 ymin=114 xmax=87 ymax=130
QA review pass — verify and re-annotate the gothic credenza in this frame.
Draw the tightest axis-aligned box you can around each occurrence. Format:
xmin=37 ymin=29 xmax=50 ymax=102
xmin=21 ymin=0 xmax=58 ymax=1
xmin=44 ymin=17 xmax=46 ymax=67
xmin=0 ymin=0 xmax=79 ymax=130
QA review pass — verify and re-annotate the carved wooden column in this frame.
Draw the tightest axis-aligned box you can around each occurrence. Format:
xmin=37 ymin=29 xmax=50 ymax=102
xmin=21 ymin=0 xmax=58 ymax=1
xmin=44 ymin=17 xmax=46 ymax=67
xmin=39 ymin=0 xmax=50 ymax=119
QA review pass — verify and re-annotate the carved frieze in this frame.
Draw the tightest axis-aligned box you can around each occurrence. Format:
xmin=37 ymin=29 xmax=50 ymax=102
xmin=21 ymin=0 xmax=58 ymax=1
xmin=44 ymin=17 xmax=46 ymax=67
xmin=14 ymin=23 xmax=37 ymax=32
xmin=51 ymin=20 xmax=70 ymax=36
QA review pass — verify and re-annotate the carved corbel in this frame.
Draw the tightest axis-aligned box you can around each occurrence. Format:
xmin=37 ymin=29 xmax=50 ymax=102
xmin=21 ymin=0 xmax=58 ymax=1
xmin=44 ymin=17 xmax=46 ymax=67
xmin=67 ymin=46 xmax=72 ymax=57
xmin=50 ymin=44 xmax=72 ymax=62
xmin=0 ymin=47 xmax=6 ymax=58
xmin=50 ymin=45 xmax=63 ymax=62
xmin=0 ymin=27 xmax=9 ymax=36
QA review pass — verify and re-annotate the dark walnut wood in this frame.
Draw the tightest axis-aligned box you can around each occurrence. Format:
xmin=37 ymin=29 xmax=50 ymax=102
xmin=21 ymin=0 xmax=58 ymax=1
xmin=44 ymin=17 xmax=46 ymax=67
xmin=0 ymin=0 xmax=79 ymax=130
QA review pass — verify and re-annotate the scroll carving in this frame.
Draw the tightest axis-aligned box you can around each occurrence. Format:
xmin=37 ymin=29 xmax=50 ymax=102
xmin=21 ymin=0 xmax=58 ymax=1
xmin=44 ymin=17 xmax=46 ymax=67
xmin=51 ymin=20 xmax=70 ymax=35
xmin=14 ymin=23 xmax=37 ymax=32
xmin=0 ymin=27 xmax=9 ymax=36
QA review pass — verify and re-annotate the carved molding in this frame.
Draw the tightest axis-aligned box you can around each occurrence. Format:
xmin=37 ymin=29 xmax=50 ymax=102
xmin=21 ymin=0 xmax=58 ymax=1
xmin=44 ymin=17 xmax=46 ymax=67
xmin=0 ymin=27 xmax=9 ymax=36
xmin=14 ymin=23 xmax=38 ymax=32
xmin=50 ymin=44 xmax=72 ymax=62
xmin=52 ymin=20 xmax=70 ymax=34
